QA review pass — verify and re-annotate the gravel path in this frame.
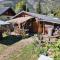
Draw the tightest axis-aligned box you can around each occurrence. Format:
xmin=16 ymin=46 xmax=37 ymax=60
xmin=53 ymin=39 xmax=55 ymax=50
xmin=0 ymin=36 xmax=36 ymax=60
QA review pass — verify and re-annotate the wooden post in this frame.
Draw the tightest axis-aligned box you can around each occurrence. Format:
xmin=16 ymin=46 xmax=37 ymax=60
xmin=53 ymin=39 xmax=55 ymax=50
xmin=22 ymin=22 xmax=26 ymax=38
xmin=43 ymin=22 xmax=45 ymax=35
xmin=37 ymin=21 xmax=42 ymax=47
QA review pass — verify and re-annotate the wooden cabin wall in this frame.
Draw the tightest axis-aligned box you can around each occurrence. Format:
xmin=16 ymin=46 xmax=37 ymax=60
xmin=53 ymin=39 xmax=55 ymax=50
xmin=11 ymin=11 xmax=60 ymax=36
xmin=38 ymin=21 xmax=43 ymax=33
xmin=44 ymin=22 xmax=54 ymax=35
xmin=32 ymin=20 xmax=38 ymax=33
xmin=24 ymin=19 xmax=34 ymax=33
xmin=13 ymin=13 xmax=43 ymax=34
xmin=23 ymin=18 xmax=43 ymax=33
xmin=12 ymin=12 xmax=54 ymax=35
xmin=34 ymin=18 xmax=43 ymax=33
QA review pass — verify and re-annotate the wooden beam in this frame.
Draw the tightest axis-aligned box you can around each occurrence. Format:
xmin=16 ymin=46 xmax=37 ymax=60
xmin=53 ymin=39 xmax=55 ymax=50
xmin=43 ymin=22 xmax=45 ymax=35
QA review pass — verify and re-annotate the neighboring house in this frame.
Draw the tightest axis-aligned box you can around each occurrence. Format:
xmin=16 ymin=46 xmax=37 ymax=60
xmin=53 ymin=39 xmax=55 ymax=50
xmin=10 ymin=11 xmax=60 ymax=36
xmin=0 ymin=7 xmax=16 ymax=21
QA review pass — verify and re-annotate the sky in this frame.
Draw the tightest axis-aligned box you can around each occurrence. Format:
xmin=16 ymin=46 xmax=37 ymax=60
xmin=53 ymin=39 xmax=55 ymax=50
xmin=0 ymin=0 xmax=4 ymax=1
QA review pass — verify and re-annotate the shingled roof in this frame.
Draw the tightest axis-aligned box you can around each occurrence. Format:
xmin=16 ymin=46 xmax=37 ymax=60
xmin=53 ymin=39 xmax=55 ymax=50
xmin=6 ymin=16 xmax=33 ymax=24
xmin=0 ymin=7 xmax=9 ymax=15
xmin=0 ymin=7 xmax=15 ymax=15
xmin=12 ymin=11 xmax=60 ymax=24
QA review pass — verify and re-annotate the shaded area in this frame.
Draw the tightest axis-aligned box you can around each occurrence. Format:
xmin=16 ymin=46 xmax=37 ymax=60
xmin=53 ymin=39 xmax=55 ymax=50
xmin=0 ymin=35 xmax=22 ymax=46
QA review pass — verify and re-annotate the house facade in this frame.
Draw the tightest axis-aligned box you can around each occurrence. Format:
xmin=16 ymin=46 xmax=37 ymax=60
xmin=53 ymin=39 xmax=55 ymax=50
xmin=0 ymin=7 xmax=16 ymax=21
xmin=10 ymin=11 xmax=60 ymax=36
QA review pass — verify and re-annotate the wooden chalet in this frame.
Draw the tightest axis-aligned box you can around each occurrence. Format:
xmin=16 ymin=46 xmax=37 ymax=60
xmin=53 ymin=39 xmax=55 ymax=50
xmin=0 ymin=7 xmax=16 ymax=21
xmin=8 ymin=11 xmax=60 ymax=37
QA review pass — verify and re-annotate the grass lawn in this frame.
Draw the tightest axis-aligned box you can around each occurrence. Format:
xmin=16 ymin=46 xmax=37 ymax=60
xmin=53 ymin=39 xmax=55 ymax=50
xmin=7 ymin=43 xmax=40 ymax=60
xmin=7 ymin=39 xmax=60 ymax=60
xmin=0 ymin=44 xmax=7 ymax=54
xmin=0 ymin=33 xmax=60 ymax=60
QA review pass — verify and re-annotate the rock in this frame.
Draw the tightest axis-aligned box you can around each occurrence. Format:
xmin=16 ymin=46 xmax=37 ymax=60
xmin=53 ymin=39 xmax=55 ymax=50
xmin=38 ymin=55 xmax=53 ymax=60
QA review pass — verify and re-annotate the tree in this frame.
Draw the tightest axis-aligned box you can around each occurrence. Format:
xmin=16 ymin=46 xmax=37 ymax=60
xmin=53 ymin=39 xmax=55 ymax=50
xmin=50 ymin=7 xmax=60 ymax=18
xmin=36 ymin=0 xmax=41 ymax=14
xmin=15 ymin=0 xmax=26 ymax=13
xmin=53 ymin=8 xmax=60 ymax=18
xmin=41 ymin=0 xmax=56 ymax=15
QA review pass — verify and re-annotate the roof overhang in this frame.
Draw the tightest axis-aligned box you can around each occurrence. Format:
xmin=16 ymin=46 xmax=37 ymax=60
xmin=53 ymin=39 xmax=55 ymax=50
xmin=6 ymin=16 xmax=33 ymax=24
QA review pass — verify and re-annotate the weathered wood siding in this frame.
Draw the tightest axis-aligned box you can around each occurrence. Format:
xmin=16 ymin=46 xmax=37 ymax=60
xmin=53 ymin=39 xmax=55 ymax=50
xmin=33 ymin=21 xmax=38 ymax=33
xmin=44 ymin=22 xmax=54 ymax=35
xmin=13 ymin=12 xmax=43 ymax=33
xmin=33 ymin=18 xmax=43 ymax=33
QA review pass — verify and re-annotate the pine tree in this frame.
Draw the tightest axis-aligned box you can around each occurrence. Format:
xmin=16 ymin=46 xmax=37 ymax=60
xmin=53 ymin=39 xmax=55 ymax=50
xmin=36 ymin=0 xmax=41 ymax=14
xmin=15 ymin=0 xmax=26 ymax=13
